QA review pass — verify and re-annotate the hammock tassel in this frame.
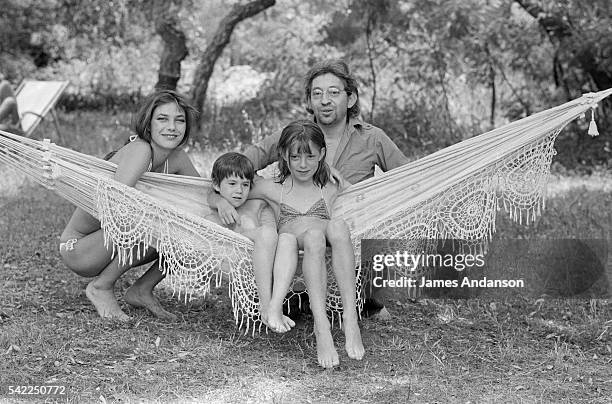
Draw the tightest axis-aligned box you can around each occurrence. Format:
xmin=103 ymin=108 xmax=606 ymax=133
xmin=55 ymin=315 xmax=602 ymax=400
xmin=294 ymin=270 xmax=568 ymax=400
xmin=588 ymin=107 xmax=599 ymax=137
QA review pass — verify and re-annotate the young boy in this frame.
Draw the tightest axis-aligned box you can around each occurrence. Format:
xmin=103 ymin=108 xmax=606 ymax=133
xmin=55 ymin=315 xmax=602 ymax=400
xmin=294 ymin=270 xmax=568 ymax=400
xmin=208 ymin=152 xmax=295 ymax=333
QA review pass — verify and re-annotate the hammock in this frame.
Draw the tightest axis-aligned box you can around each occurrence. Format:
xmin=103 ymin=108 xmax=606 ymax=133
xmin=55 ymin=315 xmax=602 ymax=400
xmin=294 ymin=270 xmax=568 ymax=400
xmin=1 ymin=89 xmax=610 ymax=331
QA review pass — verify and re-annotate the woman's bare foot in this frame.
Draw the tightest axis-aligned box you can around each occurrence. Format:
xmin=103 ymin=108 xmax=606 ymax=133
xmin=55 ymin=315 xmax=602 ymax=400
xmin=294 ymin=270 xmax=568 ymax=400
xmin=86 ymin=281 xmax=130 ymax=321
xmin=124 ymin=286 xmax=177 ymax=321
xmin=343 ymin=316 xmax=365 ymax=360
xmin=261 ymin=306 xmax=295 ymax=333
xmin=315 ymin=327 xmax=339 ymax=368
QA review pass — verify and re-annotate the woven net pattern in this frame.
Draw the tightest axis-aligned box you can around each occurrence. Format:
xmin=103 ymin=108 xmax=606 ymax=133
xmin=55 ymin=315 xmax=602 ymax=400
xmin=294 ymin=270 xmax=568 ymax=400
xmin=95 ymin=176 xmax=362 ymax=331
xmin=344 ymin=130 xmax=561 ymax=297
xmin=230 ymin=249 xmax=364 ymax=332
xmin=96 ymin=178 xmax=254 ymax=303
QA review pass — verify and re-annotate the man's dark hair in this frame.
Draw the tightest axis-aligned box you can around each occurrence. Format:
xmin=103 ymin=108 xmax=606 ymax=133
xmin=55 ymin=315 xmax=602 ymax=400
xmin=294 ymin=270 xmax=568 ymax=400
xmin=304 ymin=59 xmax=360 ymax=119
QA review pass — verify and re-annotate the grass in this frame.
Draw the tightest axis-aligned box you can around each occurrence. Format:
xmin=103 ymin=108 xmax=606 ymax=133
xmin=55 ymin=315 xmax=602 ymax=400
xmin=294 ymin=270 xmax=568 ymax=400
xmin=0 ymin=111 xmax=611 ymax=403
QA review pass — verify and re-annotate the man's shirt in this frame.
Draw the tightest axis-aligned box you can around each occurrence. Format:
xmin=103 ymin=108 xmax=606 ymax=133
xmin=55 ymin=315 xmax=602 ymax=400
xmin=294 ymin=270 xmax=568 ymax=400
xmin=243 ymin=117 xmax=409 ymax=184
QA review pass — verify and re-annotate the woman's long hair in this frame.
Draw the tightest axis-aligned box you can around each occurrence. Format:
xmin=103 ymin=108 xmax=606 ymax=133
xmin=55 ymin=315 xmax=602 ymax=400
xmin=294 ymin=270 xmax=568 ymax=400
xmin=132 ymin=89 xmax=198 ymax=147
xmin=276 ymin=120 xmax=330 ymax=188
xmin=104 ymin=89 xmax=198 ymax=161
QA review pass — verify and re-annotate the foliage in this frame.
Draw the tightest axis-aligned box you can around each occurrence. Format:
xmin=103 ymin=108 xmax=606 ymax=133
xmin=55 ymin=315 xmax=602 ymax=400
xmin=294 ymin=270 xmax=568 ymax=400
xmin=0 ymin=0 xmax=611 ymax=168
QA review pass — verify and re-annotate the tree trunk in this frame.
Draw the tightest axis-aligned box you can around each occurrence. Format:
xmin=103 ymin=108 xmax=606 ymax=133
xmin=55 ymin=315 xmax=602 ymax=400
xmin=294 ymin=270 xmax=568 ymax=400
xmin=155 ymin=18 xmax=188 ymax=91
xmin=153 ymin=0 xmax=188 ymax=91
xmin=191 ymin=0 xmax=275 ymax=125
xmin=489 ymin=63 xmax=496 ymax=128
xmin=365 ymin=12 xmax=377 ymax=122
xmin=485 ymin=44 xmax=495 ymax=127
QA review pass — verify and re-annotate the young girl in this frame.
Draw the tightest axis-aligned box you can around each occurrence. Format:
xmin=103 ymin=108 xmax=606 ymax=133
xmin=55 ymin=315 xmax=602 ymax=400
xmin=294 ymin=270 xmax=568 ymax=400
xmin=249 ymin=119 xmax=365 ymax=368
xmin=60 ymin=90 xmax=200 ymax=321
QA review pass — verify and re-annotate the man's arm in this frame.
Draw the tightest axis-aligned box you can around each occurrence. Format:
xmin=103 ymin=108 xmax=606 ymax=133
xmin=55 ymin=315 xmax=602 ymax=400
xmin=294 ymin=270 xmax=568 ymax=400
xmin=242 ymin=131 xmax=281 ymax=171
xmin=375 ymin=130 xmax=410 ymax=171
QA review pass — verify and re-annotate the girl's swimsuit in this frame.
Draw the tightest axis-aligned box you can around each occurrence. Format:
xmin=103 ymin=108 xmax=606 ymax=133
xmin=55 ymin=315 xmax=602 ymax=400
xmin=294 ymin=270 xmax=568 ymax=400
xmin=277 ymin=182 xmax=331 ymax=227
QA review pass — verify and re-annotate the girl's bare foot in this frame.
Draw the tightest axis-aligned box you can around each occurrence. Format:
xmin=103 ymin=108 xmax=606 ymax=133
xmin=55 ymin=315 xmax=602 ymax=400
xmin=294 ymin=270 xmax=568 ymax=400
xmin=86 ymin=281 xmax=130 ymax=321
xmin=261 ymin=306 xmax=295 ymax=333
xmin=343 ymin=316 xmax=365 ymax=360
xmin=124 ymin=286 xmax=177 ymax=321
xmin=315 ymin=327 xmax=339 ymax=368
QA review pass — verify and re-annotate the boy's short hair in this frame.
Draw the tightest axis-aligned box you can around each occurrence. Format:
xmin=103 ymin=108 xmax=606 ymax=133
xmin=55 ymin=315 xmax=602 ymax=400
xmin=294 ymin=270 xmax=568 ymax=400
xmin=211 ymin=152 xmax=255 ymax=186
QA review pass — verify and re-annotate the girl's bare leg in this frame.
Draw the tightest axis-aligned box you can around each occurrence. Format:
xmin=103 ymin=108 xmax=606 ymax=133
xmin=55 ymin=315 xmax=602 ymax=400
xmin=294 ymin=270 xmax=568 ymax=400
xmin=60 ymin=225 xmax=129 ymax=320
xmin=86 ymin=247 xmax=158 ymax=321
xmin=60 ymin=229 xmax=114 ymax=277
xmin=326 ymin=219 xmax=365 ymax=360
xmin=85 ymin=256 xmax=131 ymax=321
xmin=263 ymin=232 xmax=297 ymax=332
xmin=300 ymin=228 xmax=339 ymax=368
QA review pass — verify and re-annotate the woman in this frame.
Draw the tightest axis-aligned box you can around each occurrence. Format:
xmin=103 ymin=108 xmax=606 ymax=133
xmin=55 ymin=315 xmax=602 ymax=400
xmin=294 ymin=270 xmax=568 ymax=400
xmin=60 ymin=90 xmax=199 ymax=321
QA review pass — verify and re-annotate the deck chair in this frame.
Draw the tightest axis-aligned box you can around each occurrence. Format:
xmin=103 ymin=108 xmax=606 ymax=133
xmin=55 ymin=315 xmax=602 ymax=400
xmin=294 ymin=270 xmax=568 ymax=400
xmin=15 ymin=80 xmax=69 ymax=139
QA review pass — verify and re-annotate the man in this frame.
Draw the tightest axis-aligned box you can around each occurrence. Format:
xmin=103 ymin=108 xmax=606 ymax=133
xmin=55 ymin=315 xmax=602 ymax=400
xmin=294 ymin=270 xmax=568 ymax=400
xmin=212 ymin=59 xmax=410 ymax=317
xmin=242 ymin=59 xmax=409 ymax=185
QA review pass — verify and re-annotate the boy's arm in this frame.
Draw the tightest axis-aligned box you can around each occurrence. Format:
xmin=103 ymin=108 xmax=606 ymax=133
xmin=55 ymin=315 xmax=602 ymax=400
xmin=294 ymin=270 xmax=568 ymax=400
xmin=206 ymin=176 xmax=273 ymax=226
xmin=203 ymin=212 xmax=223 ymax=226
xmin=207 ymin=189 xmax=240 ymax=225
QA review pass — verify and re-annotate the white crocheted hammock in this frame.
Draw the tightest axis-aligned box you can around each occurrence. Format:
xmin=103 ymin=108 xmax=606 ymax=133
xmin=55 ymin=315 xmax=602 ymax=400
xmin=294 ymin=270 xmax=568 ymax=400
xmin=1 ymin=89 xmax=610 ymax=332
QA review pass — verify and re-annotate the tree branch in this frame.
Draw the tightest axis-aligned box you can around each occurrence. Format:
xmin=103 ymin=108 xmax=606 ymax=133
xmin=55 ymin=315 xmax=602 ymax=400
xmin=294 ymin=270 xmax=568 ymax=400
xmin=365 ymin=12 xmax=377 ymax=122
xmin=191 ymin=0 xmax=275 ymax=121
xmin=514 ymin=0 xmax=612 ymax=92
xmin=153 ymin=0 xmax=188 ymax=91
xmin=155 ymin=17 xmax=188 ymax=90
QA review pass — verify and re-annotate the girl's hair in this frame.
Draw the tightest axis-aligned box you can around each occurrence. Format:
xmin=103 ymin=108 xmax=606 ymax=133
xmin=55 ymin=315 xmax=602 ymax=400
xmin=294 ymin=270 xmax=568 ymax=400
xmin=211 ymin=152 xmax=255 ymax=187
xmin=276 ymin=120 xmax=330 ymax=187
xmin=132 ymin=89 xmax=198 ymax=147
